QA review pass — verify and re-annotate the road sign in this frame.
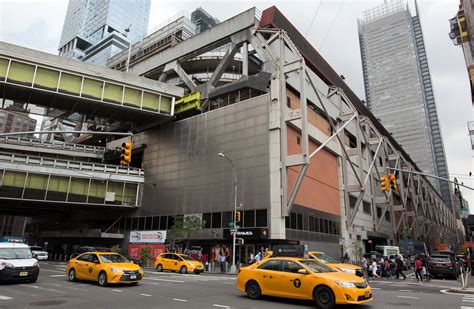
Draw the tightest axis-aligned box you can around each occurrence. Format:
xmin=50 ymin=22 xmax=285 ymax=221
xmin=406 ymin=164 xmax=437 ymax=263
xmin=460 ymin=209 xmax=469 ymax=219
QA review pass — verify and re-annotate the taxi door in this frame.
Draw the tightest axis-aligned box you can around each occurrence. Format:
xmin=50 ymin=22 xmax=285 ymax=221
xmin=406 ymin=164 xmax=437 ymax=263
xmin=253 ymin=260 xmax=282 ymax=296
xmin=169 ymin=254 xmax=180 ymax=271
xmin=278 ymin=260 xmax=313 ymax=299
xmin=88 ymin=254 xmax=102 ymax=281
xmin=73 ymin=254 xmax=91 ymax=280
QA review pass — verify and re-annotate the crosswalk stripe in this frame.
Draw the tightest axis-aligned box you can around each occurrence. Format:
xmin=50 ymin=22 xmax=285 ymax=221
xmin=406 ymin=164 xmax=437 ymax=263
xmin=461 ymin=306 xmax=474 ymax=309
xmin=143 ymin=277 xmax=185 ymax=283
xmin=0 ymin=296 xmax=13 ymax=300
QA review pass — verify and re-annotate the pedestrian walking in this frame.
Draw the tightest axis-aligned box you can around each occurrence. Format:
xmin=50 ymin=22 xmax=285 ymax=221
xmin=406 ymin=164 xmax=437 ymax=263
xmin=415 ymin=255 xmax=423 ymax=282
xmin=395 ymin=255 xmax=406 ymax=280
xmin=255 ymin=252 xmax=262 ymax=262
xmin=362 ymin=257 xmax=369 ymax=279
xmin=383 ymin=257 xmax=391 ymax=279
xmin=371 ymin=259 xmax=380 ymax=279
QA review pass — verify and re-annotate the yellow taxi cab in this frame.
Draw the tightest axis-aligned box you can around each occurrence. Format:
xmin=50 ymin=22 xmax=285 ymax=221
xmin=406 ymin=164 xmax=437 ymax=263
xmin=66 ymin=252 xmax=144 ymax=287
xmin=308 ymin=251 xmax=363 ymax=277
xmin=154 ymin=253 xmax=204 ymax=274
xmin=237 ymin=257 xmax=372 ymax=309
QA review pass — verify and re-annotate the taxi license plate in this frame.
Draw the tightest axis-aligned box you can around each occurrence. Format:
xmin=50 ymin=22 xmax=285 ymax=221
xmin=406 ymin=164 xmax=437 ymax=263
xmin=365 ymin=292 xmax=371 ymax=298
xmin=19 ymin=272 xmax=28 ymax=276
xmin=130 ymin=275 xmax=137 ymax=279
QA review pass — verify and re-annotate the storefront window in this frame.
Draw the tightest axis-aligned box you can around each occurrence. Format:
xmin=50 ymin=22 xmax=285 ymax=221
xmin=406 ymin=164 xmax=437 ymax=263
xmin=151 ymin=216 xmax=160 ymax=230
xmin=290 ymin=212 xmax=297 ymax=229
xmin=244 ymin=210 xmax=255 ymax=227
xmin=159 ymin=216 xmax=167 ymax=229
xmin=203 ymin=213 xmax=212 ymax=228
xmin=256 ymin=209 xmax=267 ymax=227
xmin=212 ymin=213 xmax=221 ymax=228
xmin=222 ymin=212 xmax=232 ymax=228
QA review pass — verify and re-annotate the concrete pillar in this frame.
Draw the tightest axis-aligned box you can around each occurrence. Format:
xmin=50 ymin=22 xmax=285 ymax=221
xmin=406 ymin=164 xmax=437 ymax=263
xmin=242 ymin=42 xmax=248 ymax=76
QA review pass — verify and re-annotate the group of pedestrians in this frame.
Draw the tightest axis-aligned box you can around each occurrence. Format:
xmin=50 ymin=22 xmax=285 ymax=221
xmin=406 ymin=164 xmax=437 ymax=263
xmin=362 ymin=254 xmax=407 ymax=280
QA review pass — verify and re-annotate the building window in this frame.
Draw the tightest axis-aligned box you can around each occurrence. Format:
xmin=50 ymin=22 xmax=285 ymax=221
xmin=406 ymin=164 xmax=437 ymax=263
xmin=328 ymin=220 xmax=333 ymax=235
xmin=145 ymin=217 xmax=152 ymax=230
xmin=203 ymin=213 xmax=212 ymax=229
xmin=324 ymin=219 xmax=329 ymax=234
xmin=349 ymin=195 xmax=357 ymax=209
xmin=315 ymin=217 xmax=320 ymax=232
xmin=297 ymin=213 xmax=303 ymax=230
xmin=290 ymin=212 xmax=297 ymax=229
xmin=376 ymin=207 xmax=382 ymax=218
xmin=244 ymin=210 xmax=255 ymax=228
xmin=385 ymin=211 xmax=391 ymax=222
xmin=152 ymin=216 xmax=160 ymax=230
xmin=287 ymin=96 xmax=291 ymax=108
xmin=256 ymin=209 xmax=267 ymax=227
xmin=212 ymin=212 xmax=221 ymax=228
xmin=296 ymin=136 xmax=301 ymax=145
xmin=309 ymin=216 xmax=314 ymax=231
xmin=363 ymin=201 xmax=371 ymax=214
xmin=131 ymin=217 xmax=138 ymax=230
xmin=222 ymin=212 xmax=232 ymax=229
xmin=159 ymin=216 xmax=167 ymax=230
xmin=285 ymin=215 xmax=290 ymax=229
xmin=167 ymin=216 xmax=175 ymax=229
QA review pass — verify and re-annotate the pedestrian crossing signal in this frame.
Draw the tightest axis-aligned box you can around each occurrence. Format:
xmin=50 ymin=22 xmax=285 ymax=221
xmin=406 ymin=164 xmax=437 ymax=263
xmin=120 ymin=142 xmax=132 ymax=166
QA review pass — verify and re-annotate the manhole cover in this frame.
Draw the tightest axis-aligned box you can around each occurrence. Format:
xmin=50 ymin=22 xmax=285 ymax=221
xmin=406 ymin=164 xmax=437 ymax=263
xmin=30 ymin=300 xmax=67 ymax=307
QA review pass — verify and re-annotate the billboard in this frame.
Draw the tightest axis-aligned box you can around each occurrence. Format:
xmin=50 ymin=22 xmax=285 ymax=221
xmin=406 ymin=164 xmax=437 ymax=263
xmin=128 ymin=244 xmax=165 ymax=262
xmin=129 ymin=230 xmax=166 ymax=244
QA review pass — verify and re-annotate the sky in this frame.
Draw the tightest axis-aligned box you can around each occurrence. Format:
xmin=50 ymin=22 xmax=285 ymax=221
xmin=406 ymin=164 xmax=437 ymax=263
xmin=0 ymin=0 xmax=473 ymax=209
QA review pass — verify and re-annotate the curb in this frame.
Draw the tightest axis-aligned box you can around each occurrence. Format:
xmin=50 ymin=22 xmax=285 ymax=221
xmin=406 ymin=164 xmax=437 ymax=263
xmin=447 ymin=288 xmax=474 ymax=294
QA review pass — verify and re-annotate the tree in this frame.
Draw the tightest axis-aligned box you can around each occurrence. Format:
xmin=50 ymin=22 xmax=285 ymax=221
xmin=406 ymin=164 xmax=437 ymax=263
xmin=167 ymin=215 xmax=206 ymax=248
xmin=110 ymin=245 xmax=121 ymax=253
xmin=140 ymin=246 xmax=152 ymax=266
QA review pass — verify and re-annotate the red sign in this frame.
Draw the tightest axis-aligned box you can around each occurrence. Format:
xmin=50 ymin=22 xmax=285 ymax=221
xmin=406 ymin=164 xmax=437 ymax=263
xmin=438 ymin=243 xmax=447 ymax=251
xmin=128 ymin=244 xmax=165 ymax=262
xmin=465 ymin=241 xmax=474 ymax=248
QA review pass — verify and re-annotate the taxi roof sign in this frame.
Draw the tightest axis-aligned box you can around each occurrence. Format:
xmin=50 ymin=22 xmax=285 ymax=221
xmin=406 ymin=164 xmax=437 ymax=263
xmin=271 ymin=245 xmax=306 ymax=257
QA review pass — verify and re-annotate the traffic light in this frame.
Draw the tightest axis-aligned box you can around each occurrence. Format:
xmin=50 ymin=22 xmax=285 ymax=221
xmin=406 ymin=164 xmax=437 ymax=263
xmin=235 ymin=211 xmax=241 ymax=223
xmin=380 ymin=175 xmax=390 ymax=192
xmin=389 ymin=173 xmax=398 ymax=191
xmin=120 ymin=141 xmax=132 ymax=166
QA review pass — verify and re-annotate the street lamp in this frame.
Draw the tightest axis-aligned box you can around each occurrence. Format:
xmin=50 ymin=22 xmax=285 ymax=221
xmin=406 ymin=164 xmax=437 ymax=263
xmin=125 ymin=24 xmax=132 ymax=72
xmin=218 ymin=152 xmax=238 ymax=274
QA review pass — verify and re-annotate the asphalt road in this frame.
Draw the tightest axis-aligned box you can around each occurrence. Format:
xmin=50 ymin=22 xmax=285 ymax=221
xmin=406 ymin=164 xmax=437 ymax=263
xmin=0 ymin=262 xmax=471 ymax=308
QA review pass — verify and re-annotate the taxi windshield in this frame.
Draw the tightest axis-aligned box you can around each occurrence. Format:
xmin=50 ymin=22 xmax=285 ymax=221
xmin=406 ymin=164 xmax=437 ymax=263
xmin=180 ymin=255 xmax=194 ymax=261
xmin=314 ymin=252 xmax=338 ymax=264
xmin=299 ymin=259 xmax=336 ymax=273
xmin=0 ymin=248 xmax=33 ymax=259
xmin=99 ymin=254 xmax=129 ymax=263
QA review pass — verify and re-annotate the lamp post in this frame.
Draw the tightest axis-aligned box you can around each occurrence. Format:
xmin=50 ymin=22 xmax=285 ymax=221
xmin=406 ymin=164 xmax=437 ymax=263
xmin=125 ymin=24 xmax=132 ymax=72
xmin=218 ymin=152 xmax=238 ymax=274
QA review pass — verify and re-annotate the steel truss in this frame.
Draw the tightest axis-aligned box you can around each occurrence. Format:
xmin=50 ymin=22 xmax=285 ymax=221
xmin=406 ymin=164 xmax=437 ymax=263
xmin=138 ymin=9 xmax=457 ymax=246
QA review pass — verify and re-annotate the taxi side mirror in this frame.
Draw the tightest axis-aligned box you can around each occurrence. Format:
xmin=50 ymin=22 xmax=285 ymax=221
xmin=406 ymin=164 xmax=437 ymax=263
xmin=298 ymin=268 xmax=308 ymax=274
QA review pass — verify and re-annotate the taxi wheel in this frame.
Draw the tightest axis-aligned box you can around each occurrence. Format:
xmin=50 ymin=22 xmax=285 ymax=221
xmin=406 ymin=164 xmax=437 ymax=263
xmin=156 ymin=264 xmax=163 ymax=272
xmin=180 ymin=266 xmax=187 ymax=274
xmin=246 ymin=280 xmax=261 ymax=300
xmin=68 ymin=269 xmax=77 ymax=282
xmin=313 ymin=286 xmax=335 ymax=309
xmin=98 ymin=271 xmax=108 ymax=287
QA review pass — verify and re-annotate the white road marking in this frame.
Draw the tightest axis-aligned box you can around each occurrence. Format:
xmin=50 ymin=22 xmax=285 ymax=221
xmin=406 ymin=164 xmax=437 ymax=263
xmin=18 ymin=285 xmax=66 ymax=294
xmin=0 ymin=296 xmax=13 ymax=300
xmin=173 ymin=298 xmax=188 ymax=302
xmin=399 ymin=289 xmax=413 ymax=292
xmin=40 ymin=269 xmax=65 ymax=273
xmin=113 ymin=289 xmax=122 ymax=293
xmin=144 ymin=277 xmax=185 ymax=283
xmin=140 ymin=294 xmax=152 ymax=297
xmin=397 ymin=296 xmax=419 ymax=299
xmin=223 ymin=282 xmax=234 ymax=285
xmin=213 ymin=305 xmax=230 ymax=308
xmin=371 ymin=287 xmax=381 ymax=290
xmin=49 ymin=274 xmax=66 ymax=277
xmin=461 ymin=306 xmax=474 ymax=309
xmin=463 ymin=300 xmax=474 ymax=303
xmin=145 ymin=271 xmax=235 ymax=280
xmin=141 ymin=282 xmax=160 ymax=285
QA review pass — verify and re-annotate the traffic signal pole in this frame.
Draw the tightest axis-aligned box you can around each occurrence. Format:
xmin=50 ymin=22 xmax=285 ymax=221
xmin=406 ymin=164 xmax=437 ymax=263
xmin=385 ymin=167 xmax=473 ymax=191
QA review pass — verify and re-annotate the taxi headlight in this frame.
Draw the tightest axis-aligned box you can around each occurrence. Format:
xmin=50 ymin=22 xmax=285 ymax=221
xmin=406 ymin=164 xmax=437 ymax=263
xmin=110 ymin=268 xmax=124 ymax=273
xmin=336 ymin=281 xmax=356 ymax=288
xmin=338 ymin=267 xmax=356 ymax=274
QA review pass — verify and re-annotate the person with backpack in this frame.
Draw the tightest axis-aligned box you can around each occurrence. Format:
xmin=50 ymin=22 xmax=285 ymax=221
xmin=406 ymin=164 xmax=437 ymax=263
xmin=395 ymin=255 xmax=406 ymax=280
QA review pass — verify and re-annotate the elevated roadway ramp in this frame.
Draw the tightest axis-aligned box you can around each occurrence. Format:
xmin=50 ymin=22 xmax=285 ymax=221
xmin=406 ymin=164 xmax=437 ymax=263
xmin=0 ymin=42 xmax=184 ymax=125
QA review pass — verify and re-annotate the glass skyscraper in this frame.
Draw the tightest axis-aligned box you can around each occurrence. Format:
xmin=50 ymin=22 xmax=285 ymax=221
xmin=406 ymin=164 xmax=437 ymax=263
xmin=58 ymin=0 xmax=150 ymax=65
xmin=358 ymin=0 xmax=453 ymax=210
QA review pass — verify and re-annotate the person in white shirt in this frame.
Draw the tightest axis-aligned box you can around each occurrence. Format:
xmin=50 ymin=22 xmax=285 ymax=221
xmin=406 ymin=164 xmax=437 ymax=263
xmin=371 ymin=260 xmax=380 ymax=279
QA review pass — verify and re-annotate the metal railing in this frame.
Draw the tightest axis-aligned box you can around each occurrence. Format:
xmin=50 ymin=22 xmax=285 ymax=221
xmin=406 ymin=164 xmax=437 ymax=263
xmin=0 ymin=136 xmax=105 ymax=155
xmin=0 ymin=152 xmax=144 ymax=177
